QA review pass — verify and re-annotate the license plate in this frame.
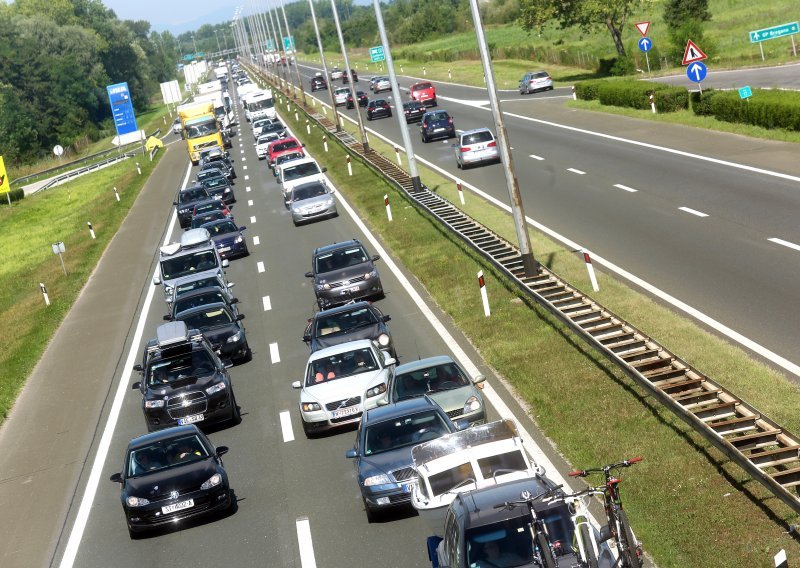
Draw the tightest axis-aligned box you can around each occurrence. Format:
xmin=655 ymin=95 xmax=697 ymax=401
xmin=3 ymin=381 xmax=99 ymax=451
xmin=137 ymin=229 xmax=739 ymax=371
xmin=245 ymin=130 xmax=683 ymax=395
xmin=178 ymin=414 xmax=204 ymax=425
xmin=331 ymin=406 xmax=360 ymax=419
xmin=402 ymin=483 xmax=414 ymax=493
xmin=434 ymin=128 xmax=444 ymax=132
xmin=218 ymin=246 xmax=231 ymax=252
xmin=162 ymin=499 xmax=194 ymax=514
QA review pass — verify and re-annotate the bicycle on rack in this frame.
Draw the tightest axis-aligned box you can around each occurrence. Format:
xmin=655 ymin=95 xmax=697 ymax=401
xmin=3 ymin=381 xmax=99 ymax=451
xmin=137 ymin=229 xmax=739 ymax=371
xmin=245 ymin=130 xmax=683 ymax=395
xmin=494 ymin=485 xmax=563 ymax=568
xmin=569 ymin=457 xmax=644 ymax=568
xmin=546 ymin=486 xmax=607 ymax=568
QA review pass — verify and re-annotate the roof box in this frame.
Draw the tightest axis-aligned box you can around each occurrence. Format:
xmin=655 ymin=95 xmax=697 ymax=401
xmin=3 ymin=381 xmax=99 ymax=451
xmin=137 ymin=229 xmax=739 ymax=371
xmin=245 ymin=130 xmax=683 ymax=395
xmin=156 ymin=321 xmax=190 ymax=347
xmin=180 ymin=228 xmax=211 ymax=249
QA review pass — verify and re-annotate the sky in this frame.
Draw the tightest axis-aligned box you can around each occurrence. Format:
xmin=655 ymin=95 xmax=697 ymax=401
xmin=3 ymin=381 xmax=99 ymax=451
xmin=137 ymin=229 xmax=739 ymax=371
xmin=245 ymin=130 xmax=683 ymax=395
xmin=101 ymin=0 xmax=242 ymax=33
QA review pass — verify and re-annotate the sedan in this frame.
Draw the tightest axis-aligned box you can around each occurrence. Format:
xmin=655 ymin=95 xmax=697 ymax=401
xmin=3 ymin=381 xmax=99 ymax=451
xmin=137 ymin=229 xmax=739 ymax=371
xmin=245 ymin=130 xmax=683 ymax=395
xmin=366 ymin=99 xmax=392 ymax=121
xmin=289 ymin=180 xmax=338 ymax=226
xmin=292 ymin=340 xmax=396 ymax=436
xmin=371 ymin=76 xmax=391 ymax=93
xmin=346 ymin=90 xmax=369 ymax=109
xmin=201 ymin=218 xmax=249 ymax=260
xmin=303 ymin=301 xmax=394 ymax=356
xmin=402 ymin=101 xmax=426 ymax=123
xmin=453 ymin=127 xmax=500 ymax=169
xmin=333 ymin=87 xmax=350 ymax=107
xmin=109 ymin=425 xmax=233 ymax=538
xmin=420 ymin=110 xmax=455 ymax=142
xmin=388 ymin=355 xmax=486 ymax=425
xmin=255 ymin=132 xmax=282 ymax=160
xmin=345 ymin=397 xmax=458 ymax=522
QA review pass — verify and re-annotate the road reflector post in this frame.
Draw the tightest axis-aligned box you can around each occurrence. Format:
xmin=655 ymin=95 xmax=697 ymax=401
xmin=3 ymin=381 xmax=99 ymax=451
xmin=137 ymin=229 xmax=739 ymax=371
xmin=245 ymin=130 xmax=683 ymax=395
xmin=87 ymin=221 xmax=96 ymax=240
xmin=650 ymin=93 xmax=656 ymax=114
xmin=323 ymin=136 xmax=328 ymax=153
xmin=478 ymin=271 xmax=490 ymax=317
xmin=582 ymin=250 xmax=600 ymax=292
xmin=448 ymin=69 xmax=452 ymax=80
xmin=136 ymin=162 xmax=141 ymax=175
xmin=306 ymin=120 xmax=311 ymax=135
xmin=384 ymin=194 xmax=392 ymax=221
xmin=572 ymin=86 xmax=577 ymax=100
xmin=395 ymin=146 xmax=402 ymax=166
xmin=775 ymin=549 xmax=787 ymax=568
xmin=295 ymin=111 xmax=299 ymax=121
xmin=400 ymin=65 xmax=403 ymax=73
xmin=113 ymin=187 xmax=120 ymax=202
xmin=40 ymin=283 xmax=50 ymax=306
xmin=347 ymin=155 xmax=353 ymax=176
xmin=423 ymin=66 xmax=427 ymax=76
xmin=322 ymin=105 xmax=328 ymax=116
xmin=456 ymin=180 xmax=465 ymax=205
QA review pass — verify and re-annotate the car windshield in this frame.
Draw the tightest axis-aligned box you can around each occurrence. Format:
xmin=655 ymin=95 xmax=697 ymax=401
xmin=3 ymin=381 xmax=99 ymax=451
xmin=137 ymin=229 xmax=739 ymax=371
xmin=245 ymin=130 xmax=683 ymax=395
xmin=392 ymin=362 xmax=470 ymax=400
xmin=179 ymin=188 xmax=208 ymax=204
xmin=198 ymin=169 xmax=224 ymax=180
xmin=146 ymin=349 xmax=216 ymax=387
xmin=371 ymin=100 xmax=387 ymax=107
xmin=315 ymin=307 xmax=378 ymax=337
xmin=293 ymin=183 xmax=328 ymax=201
xmin=161 ymin=250 xmax=219 ymax=280
xmin=465 ymin=518 xmax=535 ymax=568
xmin=127 ymin=435 xmax=210 ymax=477
xmin=172 ymin=291 xmax=229 ymax=314
xmin=179 ymin=306 xmax=234 ymax=330
xmin=428 ymin=112 xmax=449 ymax=121
xmin=533 ymin=72 xmax=550 ymax=79
xmin=250 ymin=98 xmax=274 ymax=111
xmin=263 ymin=122 xmax=285 ymax=133
xmin=463 ymin=131 xmax=494 ymax=145
xmin=272 ymin=140 xmax=300 ymax=153
xmin=364 ymin=410 xmax=450 ymax=455
xmin=202 ymin=177 xmax=228 ymax=189
xmin=284 ymin=162 xmax=320 ymax=182
xmin=305 ymin=347 xmax=378 ymax=386
xmin=315 ymin=246 xmax=369 ymax=273
xmin=205 ymin=221 xmax=238 ymax=236
xmin=186 ymin=118 xmax=218 ymax=139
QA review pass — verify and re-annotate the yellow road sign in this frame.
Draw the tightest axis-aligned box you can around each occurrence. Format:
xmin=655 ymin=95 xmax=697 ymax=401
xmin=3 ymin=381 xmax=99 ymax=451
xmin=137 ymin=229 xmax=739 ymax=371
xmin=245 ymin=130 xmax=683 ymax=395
xmin=0 ymin=156 xmax=9 ymax=194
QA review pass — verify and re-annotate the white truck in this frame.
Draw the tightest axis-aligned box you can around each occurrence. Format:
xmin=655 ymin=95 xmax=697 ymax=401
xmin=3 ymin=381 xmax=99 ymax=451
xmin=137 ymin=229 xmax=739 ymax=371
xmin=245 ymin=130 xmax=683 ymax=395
xmin=243 ymin=89 xmax=276 ymax=122
xmin=194 ymin=90 xmax=235 ymax=130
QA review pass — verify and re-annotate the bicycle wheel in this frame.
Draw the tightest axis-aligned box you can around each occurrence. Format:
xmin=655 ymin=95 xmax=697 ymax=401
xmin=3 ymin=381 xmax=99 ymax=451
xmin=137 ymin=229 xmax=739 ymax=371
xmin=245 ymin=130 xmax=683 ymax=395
xmin=578 ymin=523 xmax=599 ymax=568
xmin=534 ymin=531 xmax=557 ymax=568
xmin=615 ymin=508 xmax=642 ymax=568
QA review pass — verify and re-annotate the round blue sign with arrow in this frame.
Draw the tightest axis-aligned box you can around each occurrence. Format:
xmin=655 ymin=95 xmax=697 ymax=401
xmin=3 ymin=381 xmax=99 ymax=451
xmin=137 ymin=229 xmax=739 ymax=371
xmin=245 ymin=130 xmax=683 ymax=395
xmin=686 ymin=61 xmax=708 ymax=83
xmin=638 ymin=37 xmax=653 ymax=53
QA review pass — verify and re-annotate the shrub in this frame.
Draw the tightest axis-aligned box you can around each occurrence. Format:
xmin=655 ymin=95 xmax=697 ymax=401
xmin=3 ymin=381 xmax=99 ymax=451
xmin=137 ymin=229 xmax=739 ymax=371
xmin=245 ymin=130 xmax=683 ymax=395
xmin=0 ymin=188 xmax=25 ymax=205
xmin=691 ymin=88 xmax=800 ymax=131
xmin=575 ymin=79 xmax=688 ymax=112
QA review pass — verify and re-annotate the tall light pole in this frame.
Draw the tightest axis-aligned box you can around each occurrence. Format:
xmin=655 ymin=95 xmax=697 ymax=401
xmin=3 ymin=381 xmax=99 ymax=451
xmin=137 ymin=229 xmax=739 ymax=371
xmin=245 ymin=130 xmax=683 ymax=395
xmin=190 ymin=31 xmax=198 ymax=59
xmin=276 ymin=0 xmax=307 ymax=105
xmin=214 ymin=30 xmax=222 ymax=54
xmin=306 ymin=0 xmax=341 ymax=132
xmin=266 ymin=5 xmax=287 ymax=83
xmin=372 ymin=0 xmax=422 ymax=192
xmin=467 ymin=0 xmax=537 ymax=276
xmin=330 ymin=0 xmax=368 ymax=150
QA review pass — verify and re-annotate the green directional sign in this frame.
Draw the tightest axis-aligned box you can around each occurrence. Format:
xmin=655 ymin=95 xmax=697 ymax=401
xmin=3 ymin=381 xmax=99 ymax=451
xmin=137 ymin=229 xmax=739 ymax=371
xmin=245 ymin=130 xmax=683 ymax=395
xmin=369 ymin=45 xmax=385 ymax=63
xmin=749 ymin=21 xmax=799 ymax=43
xmin=183 ymin=53 xmax=194 ymax=61
xmin=283 ymin=36 xmax=294 ymax=51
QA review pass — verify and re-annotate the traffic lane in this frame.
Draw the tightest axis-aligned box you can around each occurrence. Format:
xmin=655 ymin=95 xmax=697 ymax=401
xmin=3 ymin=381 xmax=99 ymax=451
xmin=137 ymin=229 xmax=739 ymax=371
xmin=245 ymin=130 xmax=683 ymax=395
xmin=651 ymin=62 xmax=800 ymax=90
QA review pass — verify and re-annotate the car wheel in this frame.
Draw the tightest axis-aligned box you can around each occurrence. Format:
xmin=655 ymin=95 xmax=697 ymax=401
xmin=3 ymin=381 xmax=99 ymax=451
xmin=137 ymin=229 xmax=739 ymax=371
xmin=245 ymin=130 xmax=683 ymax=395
xmin=456 ymin=158 xmax=462 ymax=169
xmin=367 ymin=115 xmax=372 ymax=121
xmin=421 ymin=134 xmax=428 ymax=143
xmin=388 ymin=111 xmax=392 ymax=117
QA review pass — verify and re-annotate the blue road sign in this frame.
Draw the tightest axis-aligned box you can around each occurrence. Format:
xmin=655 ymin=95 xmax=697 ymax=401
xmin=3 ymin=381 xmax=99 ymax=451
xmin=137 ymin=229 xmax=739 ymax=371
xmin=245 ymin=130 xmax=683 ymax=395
xmin=638 ymin=37 xmax=653 ymax=53
xmin=749 ymin=22 xmax=799 ymax=43
xmin=686 ymin=61 xmax=707 ymax=83
xmin=738 ymin=86 xmax=753 ymax=99
xmin=106 ymin=82 xmax=138 ymax=136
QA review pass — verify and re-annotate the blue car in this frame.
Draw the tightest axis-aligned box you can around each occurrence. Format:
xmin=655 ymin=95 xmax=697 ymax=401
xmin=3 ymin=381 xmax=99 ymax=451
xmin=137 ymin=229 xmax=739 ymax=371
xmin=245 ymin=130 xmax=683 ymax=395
xmin=420 ymin=110 xmax=455 ymax=143
xmin=201 ymin=218 xmax=249 ymax=260
xmin=346 ymin=397 xmax=464 ymax=522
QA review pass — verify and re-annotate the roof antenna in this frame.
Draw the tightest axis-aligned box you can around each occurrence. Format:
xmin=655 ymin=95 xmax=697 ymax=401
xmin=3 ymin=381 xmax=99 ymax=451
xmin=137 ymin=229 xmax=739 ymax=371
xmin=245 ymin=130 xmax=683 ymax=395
xmin=469 ymin=491 xmax=480 ymax=514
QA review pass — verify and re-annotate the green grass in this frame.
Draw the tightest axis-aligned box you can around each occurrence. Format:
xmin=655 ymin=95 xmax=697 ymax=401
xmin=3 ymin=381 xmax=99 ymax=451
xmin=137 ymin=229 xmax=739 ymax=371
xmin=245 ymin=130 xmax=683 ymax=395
xmin=258 ymin=69 xmax=800 ymax=567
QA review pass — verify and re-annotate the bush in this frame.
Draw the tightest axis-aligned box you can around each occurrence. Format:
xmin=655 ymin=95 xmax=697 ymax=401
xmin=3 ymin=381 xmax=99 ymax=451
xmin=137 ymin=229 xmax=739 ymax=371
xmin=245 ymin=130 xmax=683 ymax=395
xmin=575 ymin=79 xmax=689 ymax=112
xmin=574 ymin=79 xmax=607 ymax=101
xmin=0 ymin=188 xmax=25 ymax=205
xmin=691 ymin=88 xmax=800 ymax=131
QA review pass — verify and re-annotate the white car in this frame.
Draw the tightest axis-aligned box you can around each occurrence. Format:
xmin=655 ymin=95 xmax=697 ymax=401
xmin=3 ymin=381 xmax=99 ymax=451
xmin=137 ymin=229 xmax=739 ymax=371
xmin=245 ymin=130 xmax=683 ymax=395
xmin=333 ymin=87 xmax=350 ymax=107
xmin=330 ymin=67 xmax=344 ymax=81
xmin=252 ymin=118 xmax=273 ymax=139
xmin=255 ymin=132 xmax=282 ymax=160
xmin=172 ymin=117 xmax=182 ymax=135
xmin=292 ymin=340 xmax=395 ymax=436
xmin=276 ymin=157 xmax=327 ymax=207
xmin=453 ymin=127 xmax=500 ymax=169
xmin=518 ymin=71 xmax=553 ymax=94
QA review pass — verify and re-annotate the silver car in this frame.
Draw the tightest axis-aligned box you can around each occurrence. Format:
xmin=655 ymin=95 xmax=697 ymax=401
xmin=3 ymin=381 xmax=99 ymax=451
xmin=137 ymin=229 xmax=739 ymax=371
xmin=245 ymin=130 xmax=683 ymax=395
xmin=289 ymin=180 xmax=338 ymax=225
xmin=519 ymin=71 xmax=553 ymax=94
xmin=388 ymin=355 xmax=486 ymax=425
xmin=453 ymin=128 xmax=500 ymax=169
xmin=372 ymin=77 xmax=391 ymax=93
xmin=333 ymin=87 xmax=350 ymax=107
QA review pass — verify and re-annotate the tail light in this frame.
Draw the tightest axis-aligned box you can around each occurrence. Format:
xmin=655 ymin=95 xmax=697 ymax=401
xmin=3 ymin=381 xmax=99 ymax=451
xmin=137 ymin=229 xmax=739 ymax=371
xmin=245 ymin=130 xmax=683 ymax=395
xmin=460 ymin=147 xmax=470 ymax=153
xmin=487 ymin=141 xmax=497 ymax=147
xmin=448 ymin=118 xmax=453 ymax=124
xmin=422 ymin=122 xmax=427 ymax=128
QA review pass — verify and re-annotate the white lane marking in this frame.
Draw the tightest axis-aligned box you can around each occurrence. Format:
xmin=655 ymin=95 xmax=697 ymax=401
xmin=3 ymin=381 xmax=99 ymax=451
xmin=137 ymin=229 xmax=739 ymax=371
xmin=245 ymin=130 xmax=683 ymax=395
xmin=257 ymin=261 xmax=265 ymax=273
xmin=242 ymin=157 xmax=247 ymax=162
xmin=250 ymin=216 xmax=257 ymax=224
xmin=239 ymin=143 xmax=243 ymax=147
xmin=246 ymin=186 xmax=251 ymax=192
xmin=280 ymin=411 xmax=294 ymax=443
xmin=243 ymin=165 xmax=248 ymax=170
xmin=244 ymin=175 xmax=250 ymax=180
xmin=262 ymin=296 xmax=272 ymax=311
xmin=567 ymin=167 xmax=586 ymax=175
xmin=679 ymin=206 xmax=709 ymax=217
xmin=248 ymin=199 xmax=254 ymax=206
xmin=768 ymin=237 xmax=800 ymax=251
xmin=529 ymin=154 xmax=545 ymax=161
xmin=614 ymin=183 xmax=639 ymax=193
xmin=57 ymin=163 xmax=193 ymax=568
xmin=295 ymin=518 xmax=317 ymax=568
xmin=240 ymin=149 xmax=244 ymax=154
xmin=253 ymin=235 xmax=260 ymax=246
xmin=343 ymin=113 xmax=800 ymax=378
xmin=269 ymin=342 xmax=281 ymax=364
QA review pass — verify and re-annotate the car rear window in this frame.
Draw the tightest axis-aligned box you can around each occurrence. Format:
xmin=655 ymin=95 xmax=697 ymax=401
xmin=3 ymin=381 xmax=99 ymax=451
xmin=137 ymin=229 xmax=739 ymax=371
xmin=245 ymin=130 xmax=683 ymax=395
xmin=413 ymin=83 xmax=433 ymax=91
xmin=463 ymin=131 xmax=494 ymax=145
xmin=293 ymin=183 xmax=327 ymax=201
xmin=273 ymin=140 xmax=300 ymax=152
xmin=284 ymin=162 xmax=321 ymax=181
xmin=533 ymin=72 xmax=550 ymax=78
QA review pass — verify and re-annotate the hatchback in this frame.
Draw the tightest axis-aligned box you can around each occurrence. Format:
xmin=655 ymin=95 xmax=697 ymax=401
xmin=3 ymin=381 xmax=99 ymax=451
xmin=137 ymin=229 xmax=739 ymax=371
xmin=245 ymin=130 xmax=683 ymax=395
xmin=366 ymin=99 xmax=392 ymax=121
xmin=202 ymin=218 xmax=249 ymax=260
xmin=303 ymin=301 xmax=394 ymax=357
xmin=289 ymin=180 xmax=338 ymax=226
xmin=347 ymin=90 xmax=369 ymax=109
xmin=420 ymin=110 xmax=455 ymax=143
xmin=371 ymin=76 xmax=391 ymax=93
xmin=403 ymin=101 xmax=426 ymax=123
xmin=333 ymin=87 xmax=350 ymax=106
xmin=453 ymin=127 xmax=500 ymax=169
xmin=409 ymin=81 xmax=437 ymax=107
xmin=305 ymin=239 xmax=384 ymax=309
xmin=519 ymin=71 xmax=553 ymax=94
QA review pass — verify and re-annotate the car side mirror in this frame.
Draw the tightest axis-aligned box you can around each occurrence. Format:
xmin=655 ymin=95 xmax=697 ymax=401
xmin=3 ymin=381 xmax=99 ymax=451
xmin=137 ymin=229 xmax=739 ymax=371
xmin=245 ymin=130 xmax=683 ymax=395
xmin=473 ymin=374 xmax=486 ymax=385
xmin=222 ymin=259 xmax=230 ymax=268
xmin=163 ymin=315 xmax=171 ymax=321
xmin=304 ymin=271 xmax=313 ymax=278
xmin=291 ymin=381 xmax=302 ymax=389
xmin=133 ymin=364 xmax=143 ymax=373
xmin=132 ymin=382 xmax=141 ymax=390
xmin=383 ymin=354 xmax=396 ymax=367
xmin=371 ymin=255 xmax=380 ymax=262
xmin=227 ymin=282 xmax=236 ymax=289
xmin=377 ymin=398 xmax=389 ymax=407
xmin=230 ymin=297 xmax=239 ymax=304
xmin=321 ymin=167 xmax=328 ymax=173
xmin=216 ymin=446 xmax=229 ymax=457
xmin=236 ymin=314 xmax=245 ymax=321
xmin=172 ymin=201 xmax=178 ymax=206
xmin=345 ymin=449 xmax=357 ymax=459
xmin=238 ymin=226 xmax=246 ymax=231
xmin=109 ymin=472 xmax=122 ymax=483
xmin=382 ymin=315 xmax=391 ymax=322
xmin=302 ymin=333 xmax=311 ymax=342
xmin=153 ymin=276 xmax=161 ymax=285
xmin=455 ymin=419 xmax=470 ymax=431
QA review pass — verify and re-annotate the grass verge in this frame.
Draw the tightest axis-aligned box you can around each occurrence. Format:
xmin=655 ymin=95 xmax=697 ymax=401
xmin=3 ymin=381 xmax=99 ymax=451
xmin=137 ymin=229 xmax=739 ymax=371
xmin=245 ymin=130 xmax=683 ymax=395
xmin=263 ymin=76 xmax=800 ymax=566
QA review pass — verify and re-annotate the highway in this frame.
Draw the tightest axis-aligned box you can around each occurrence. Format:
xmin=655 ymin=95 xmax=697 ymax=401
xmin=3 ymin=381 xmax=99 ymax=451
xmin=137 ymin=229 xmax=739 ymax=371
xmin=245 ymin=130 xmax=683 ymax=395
xmin=281 ymin=61 xmax=800 ymax=378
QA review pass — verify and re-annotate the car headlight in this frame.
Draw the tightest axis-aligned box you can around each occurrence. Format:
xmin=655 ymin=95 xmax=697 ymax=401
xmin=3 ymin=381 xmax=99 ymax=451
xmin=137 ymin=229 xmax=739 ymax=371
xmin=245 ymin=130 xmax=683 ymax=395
xmin=301 ymin=402 xmax=321 ymax=412
xmin=377 ymin=333 xmax=390 ymax=347
xmin=144 ymin=399 xmax=165 ymax=408
xmin=200 ymin=473 xmax=223 ymax=490
xmin=363 ymin=474 xmax=391 ymax=487
xmin=464 ymin=396 xmax=481 ymax=413
xmin=366 ymin=383 xmax=387 ymax=398
xmin=126 ymin=496 xmax=150 ymax=507
xmin=164 ymin=285 xmax=174 ymax=295
xmin=325 ymin=198 xmax=334 ymax=206
xmin=226 ymin=331 xmax=242 ymax=344
xmin=363 ymin=269 xmax=378 ymax=280
xmin=206 ymin=382 xmax=227 ymax=395
xmin=234 ymin=236 xmax=243 ymax=244
xmin=316 ymin=283 xmax=331 ymax=291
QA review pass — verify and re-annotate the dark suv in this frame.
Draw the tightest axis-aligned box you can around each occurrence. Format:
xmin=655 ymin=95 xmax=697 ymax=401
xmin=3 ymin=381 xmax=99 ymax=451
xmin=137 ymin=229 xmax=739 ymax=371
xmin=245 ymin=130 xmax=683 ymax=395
xmin=305 ymin=239 xmax=384 ymax=309
xmin=132 ymin=321 xmax=241 ymax=432
xmin=303 ymin=301 xmax=395 ymax=357
xmin=310 ymin=74 xmax=327 ymax=91
xmin=420 ymin=110 xmax=455 ymax=143
xmin=175 ymin=184 xmax=213 ymax=229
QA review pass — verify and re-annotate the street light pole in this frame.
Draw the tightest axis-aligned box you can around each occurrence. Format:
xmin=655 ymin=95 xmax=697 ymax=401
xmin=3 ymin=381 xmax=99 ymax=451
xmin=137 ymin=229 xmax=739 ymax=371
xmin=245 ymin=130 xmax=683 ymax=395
xmin=266 ymin=5 xmax=287 ymax=84
xmin=306 ymin=0 xmax=341 ymax=132
xmin=214 ymin=30 xmax=222 ymax=55
xmin=276 ymin=0 xmax=307 ymax=106
xmin=372 ymin=0 xmax=422 ymax=192
xmin=467 ymin=0 xmax=538 ymax=276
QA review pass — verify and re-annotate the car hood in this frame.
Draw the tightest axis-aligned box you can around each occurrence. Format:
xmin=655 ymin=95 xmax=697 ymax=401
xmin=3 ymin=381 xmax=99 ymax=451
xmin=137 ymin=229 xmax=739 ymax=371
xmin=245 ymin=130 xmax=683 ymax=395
xmin=358 ymin=449 xmax=414 ymax=480
xmin=211 ymin=233 xmax=241 ymax=247
xmin=311 ymin=323 xmax=381 ymax=351
xmin=426 ymin=387 xmax=478 ymax=413
xmin=145 ymin=371 xmax=221 ymax=396
xmin=125 ymin=459 xmax=220 ymax=496
xmin=301 ymin=369 xmax=387 ymax=402
xmin=198 ymin=323 xmax=241 ymax=344
xmin=291 ymin=194 xmax=333 ymax=211
xmin=316 ymin=264 xmax=372 ymax=285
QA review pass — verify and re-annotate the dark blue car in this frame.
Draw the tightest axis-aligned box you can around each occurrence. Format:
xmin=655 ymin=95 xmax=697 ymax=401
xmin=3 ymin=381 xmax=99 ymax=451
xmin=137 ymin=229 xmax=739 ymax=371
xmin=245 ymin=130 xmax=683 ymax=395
xmin=420 ymin=109 xmax=455 ymax=143
xmin=346 ymin=397 xmax=463 ymax=522
xmin=201 ymin=218 xmax=249 ymax=260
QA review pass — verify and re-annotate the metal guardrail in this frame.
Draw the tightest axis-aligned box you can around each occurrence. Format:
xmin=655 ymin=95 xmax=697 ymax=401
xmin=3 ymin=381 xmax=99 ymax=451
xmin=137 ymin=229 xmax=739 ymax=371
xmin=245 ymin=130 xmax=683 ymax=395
xmin=252 ymin=63 xmax=800 ymax=517
xmin=35 ymin=152 xmax=139 ymax=193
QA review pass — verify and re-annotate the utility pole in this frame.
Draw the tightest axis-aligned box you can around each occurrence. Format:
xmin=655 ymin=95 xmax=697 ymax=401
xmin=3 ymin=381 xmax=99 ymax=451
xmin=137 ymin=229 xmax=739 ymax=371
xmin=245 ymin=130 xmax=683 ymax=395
xmin=277 ymin=0 xmax=307 ymax=106
xmin=330 ymin=0 xmax=368 ymax=149
xmin=307 ymin=0 xmax=341 ymax=131
xmin=467 ymin=0 xmax=538 ymax=276
xmin=214 ymin=30 xmax=222 ymax=54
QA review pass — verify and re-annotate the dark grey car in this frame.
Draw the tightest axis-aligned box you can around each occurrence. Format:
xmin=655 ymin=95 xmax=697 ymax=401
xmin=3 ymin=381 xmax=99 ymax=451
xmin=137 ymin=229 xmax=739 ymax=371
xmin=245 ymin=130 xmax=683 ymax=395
xmin=305 ymin=240 xmax=384 ymax=310
xmin=173 ymin=302 xmax=250 ymax=364
xmin=303 ymin=301 xmax=394 ymax=357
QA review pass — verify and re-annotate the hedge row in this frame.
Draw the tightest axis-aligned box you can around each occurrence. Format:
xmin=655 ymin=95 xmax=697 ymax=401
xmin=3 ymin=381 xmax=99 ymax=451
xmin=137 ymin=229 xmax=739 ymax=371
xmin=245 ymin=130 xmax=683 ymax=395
xmin=691 ymin=88 xmax=800 ymax=131
xmin=0 ymin=188 xmax=25 ymax=205
xmin=575 ymin=79 xmax=689 ymax=112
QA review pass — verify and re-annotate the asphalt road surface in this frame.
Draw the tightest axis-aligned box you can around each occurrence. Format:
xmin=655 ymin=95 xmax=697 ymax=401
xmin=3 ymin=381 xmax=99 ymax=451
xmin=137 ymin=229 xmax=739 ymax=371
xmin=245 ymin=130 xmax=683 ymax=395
xmin=651 ymin=61 xmax=800 ymax=90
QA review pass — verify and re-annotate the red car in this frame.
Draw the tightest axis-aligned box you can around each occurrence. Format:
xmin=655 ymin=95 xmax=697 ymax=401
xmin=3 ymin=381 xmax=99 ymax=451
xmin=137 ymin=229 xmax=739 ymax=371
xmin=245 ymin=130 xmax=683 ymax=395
xmin=267 ymin=137 xmax=304 ymax=167
xmin=409 ymin=81 xmax=437 ymax=107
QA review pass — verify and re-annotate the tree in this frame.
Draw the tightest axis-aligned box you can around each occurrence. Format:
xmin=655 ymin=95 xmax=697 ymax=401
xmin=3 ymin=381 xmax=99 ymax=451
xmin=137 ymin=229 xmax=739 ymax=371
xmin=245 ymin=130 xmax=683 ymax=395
xmin=664 ymin=0 xmax=710 ymax=30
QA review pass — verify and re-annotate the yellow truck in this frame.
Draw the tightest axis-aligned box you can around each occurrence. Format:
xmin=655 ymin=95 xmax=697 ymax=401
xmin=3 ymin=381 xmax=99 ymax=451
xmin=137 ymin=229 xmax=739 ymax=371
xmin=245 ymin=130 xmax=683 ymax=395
xmin=177 ymin=101 xmax=224 ymax=164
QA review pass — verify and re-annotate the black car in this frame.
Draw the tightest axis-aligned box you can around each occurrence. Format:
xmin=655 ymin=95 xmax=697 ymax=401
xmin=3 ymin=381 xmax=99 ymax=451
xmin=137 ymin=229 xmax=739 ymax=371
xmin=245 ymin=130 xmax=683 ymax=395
xmin=420 ymin=110 xmax=456 ymax=143
xmin=167 ymin=286 xmax=240 ymax=321
xmin=173 ymin=302 xmax=250 ymax=364
xmin=200 ymin=175 xmax=236 ymax=204
xmin=196 ymin=168 xmax=227 ymax=185
xmin=132 ymin=321 xmax=241 ymax=432
xmin=310 ymin=74 xmax=327 ymax=91
xmin=346 ymin=397 xmax=458 ymax=522
xmin=347 ymin=90 xmax=369 ymax=109
xmin=200 ymin=149 xmax=237 ymax=180
xmin=199 ymin=160 xmax=234 ymax=185
xmin=175 ymin=184 xmax=213 ymax=229
xmin=403 ymin=101 xmax=426 ymax=123
xmin=191 ymin=210 xmax=227 ymax=229
xmin=366 ymin=99 xmax=392 ymax=121
xmin=305 ymin=239 xmax=384 ymax=309
xmin=109 ymin=425 xmax=233 ymax=537
xmin=342 ymin=69 xmax=359 ymax=83
xmin=303 ymin=301 xmax=395 ymax=357
xmin=201 ymin=218 xmax=249 ymax=260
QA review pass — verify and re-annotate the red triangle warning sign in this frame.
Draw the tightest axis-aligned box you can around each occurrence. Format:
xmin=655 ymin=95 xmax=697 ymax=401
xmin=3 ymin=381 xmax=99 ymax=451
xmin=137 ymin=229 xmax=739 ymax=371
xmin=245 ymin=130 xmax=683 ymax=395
xmin=682 ymin=40 xmax=707 ymax=65
xmin=635 ymin=21 xmax=650 ymax=37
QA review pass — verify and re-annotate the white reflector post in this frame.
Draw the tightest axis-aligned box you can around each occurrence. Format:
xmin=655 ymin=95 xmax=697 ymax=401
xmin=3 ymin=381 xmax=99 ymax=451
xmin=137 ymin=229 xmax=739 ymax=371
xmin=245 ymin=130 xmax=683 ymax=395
xmin=40 ymin=282 xmax=50 ymax=306
xmin=583 ymin=250 xmax=600 ymax=292
xmin=347 ymin=155 xmax=352 ymax=176
xmin=775 ymin=549 xmax=787 ymax=568
xmin=323 ymin=135 xmax=328 ymax=153
xmin=384 ymin=194 xmax=392 ymax=222
xmin=395 ymin=146 xmax=402 ymax=166
xmin=87 ymin=221 xmax=96 ymax=240
xmin=456 ymin=180 xmax=465 ymax=205
xmin=478 ymin=270 xmax=490 ymax=317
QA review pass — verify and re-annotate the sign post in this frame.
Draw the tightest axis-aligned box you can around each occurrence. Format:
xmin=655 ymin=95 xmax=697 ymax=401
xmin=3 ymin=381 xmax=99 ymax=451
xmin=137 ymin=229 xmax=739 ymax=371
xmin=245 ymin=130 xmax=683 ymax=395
xmin=749 ymin=22 xmax=799 ymax=60
xmin=635 ymin=22 xmax=653 ymax=74
xmin=682 ymin=40 xmax=709 ymax=93
xmin=0 ymin=155 xmax=10 ymax=206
